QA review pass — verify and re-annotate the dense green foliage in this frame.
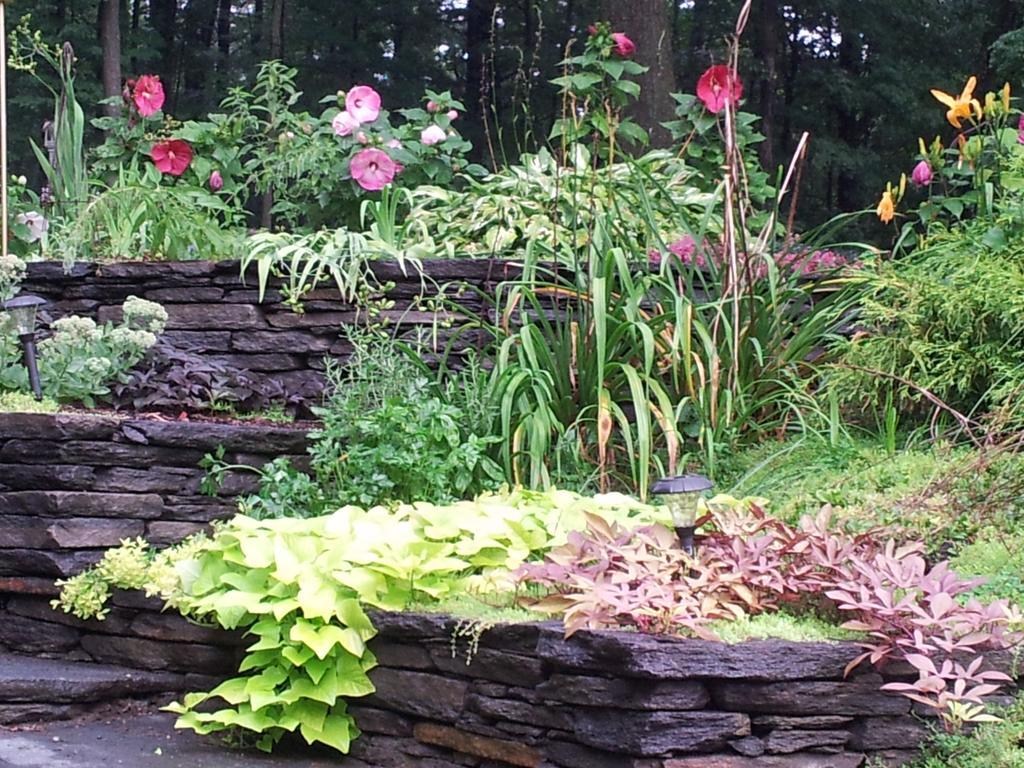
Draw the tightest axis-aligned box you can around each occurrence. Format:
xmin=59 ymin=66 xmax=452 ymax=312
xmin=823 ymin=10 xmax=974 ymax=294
xmin=54 ymin=488 xmax=660 ymax=751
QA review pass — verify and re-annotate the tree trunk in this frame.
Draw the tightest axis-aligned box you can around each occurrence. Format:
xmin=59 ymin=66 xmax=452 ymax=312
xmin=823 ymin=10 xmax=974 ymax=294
xmin=98 ymin=0 xmax=122 ymax=117
xmin=217 ymin=0 xmax=232 ymax=60
xmin=754 ymin=0 xmax=779 ymax=171
xmin=268 ymin=0 xmax=286 ymax=60
xmin=465 ymin=0 xmax=497 ymax=126
xmin=602 ymin=0 xmax=678 ymax=147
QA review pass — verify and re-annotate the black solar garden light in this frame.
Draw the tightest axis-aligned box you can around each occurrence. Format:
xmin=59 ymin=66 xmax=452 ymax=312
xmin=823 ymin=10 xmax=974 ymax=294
xmin=2 ymin=294 xmax=47 ymax=400
xmin=651 ymin=474 xmax=713 ymax=555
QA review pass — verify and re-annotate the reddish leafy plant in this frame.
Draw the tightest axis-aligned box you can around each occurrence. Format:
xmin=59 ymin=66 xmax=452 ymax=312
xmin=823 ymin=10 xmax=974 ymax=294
xmin=517 ymin=502 xmax=1022 ymax=726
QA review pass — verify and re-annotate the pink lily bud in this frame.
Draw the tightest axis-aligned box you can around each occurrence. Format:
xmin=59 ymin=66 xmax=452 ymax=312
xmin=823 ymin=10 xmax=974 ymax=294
xmin=447 ymin=109 xmax=458 ymax=120
xmin=209 ymin=170 xmax=224 ymax=192
xmin=911 ymin=160 xmax=933 ymax=187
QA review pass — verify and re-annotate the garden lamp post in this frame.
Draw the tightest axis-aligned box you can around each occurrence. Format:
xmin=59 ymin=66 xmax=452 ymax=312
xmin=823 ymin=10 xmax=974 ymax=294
xmin=651 ymin=474 xmax=713 ymax=555
xmin=2 ymin=295 xmax=47 ymax=400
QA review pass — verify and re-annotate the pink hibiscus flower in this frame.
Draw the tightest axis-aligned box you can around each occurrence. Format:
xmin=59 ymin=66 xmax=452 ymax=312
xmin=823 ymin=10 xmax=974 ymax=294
xmin=346 ymin=85 xmax=382 ymax=124
xmin=696 ymin=65 xmax=744 ymax=114
xmin=610 ymin=32 xmax=636 ymax=58
xmin=133 ymin=75 xmax=165 ymax=118
xmin=350 ymin=148 xmax=396 ymax=191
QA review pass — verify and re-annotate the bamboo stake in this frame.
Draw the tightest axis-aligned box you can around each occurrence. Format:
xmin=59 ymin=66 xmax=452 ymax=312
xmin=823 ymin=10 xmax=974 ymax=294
xmin=0 ymin=0 xmax=8 ymax=261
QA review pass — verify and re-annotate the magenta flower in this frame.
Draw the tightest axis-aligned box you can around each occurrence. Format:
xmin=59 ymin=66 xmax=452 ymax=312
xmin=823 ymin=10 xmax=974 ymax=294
xmin=610 ymin=32 xmax=636 ymax=58
xmin=350 ymin=148 xmax=396 ymax=191
xmin=345 ymin=85 xmax=381 ymax=124
xmin=697 ymin=65 xmax=744 ymax=114
xmin=1018 ymin=114 xmax=1024 ymax=144
xmin=911 ymin=160 xmax=933 ymax=187
xmin=209 ymin=170 xmax=224 ymax=191
xmin=150 ymin=139 xmax=193 ymax=176
xmin=133 ymin=75 xmax=165 ymax=118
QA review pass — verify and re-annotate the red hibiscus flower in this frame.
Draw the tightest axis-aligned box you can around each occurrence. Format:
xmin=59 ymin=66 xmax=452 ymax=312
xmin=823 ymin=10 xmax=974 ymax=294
xmin=696 ymin=65 xmax=744 ymax=114
xmin=133 ymin=75 xmax=165 ymax=118
xmin=151 ymin=139 xmax=193 ymax=176
xmin=610 ymin=32 xmax=636 ymax=58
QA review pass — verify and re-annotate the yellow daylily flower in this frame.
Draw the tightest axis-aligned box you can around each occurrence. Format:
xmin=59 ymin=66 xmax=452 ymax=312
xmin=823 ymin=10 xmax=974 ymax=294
xmin=876 ymin=190 xmax=895 ymax=224
xmin=931 ymin=76 xmax=983 ymax=128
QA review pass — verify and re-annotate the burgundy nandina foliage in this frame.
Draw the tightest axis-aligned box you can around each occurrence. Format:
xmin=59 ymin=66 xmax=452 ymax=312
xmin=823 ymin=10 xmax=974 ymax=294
xmin=517 ymin=503 xmax=1021 ymax=718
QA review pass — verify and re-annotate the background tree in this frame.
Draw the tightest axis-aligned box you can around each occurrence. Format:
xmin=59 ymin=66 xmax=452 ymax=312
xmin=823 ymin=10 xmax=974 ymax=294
xmin=4 ymin=0 xmax=1018 ymax=235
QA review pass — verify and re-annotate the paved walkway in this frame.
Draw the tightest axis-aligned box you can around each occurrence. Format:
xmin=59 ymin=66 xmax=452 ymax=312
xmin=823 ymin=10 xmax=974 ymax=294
xmin=0 ymin=712 xmax=347 ymax=768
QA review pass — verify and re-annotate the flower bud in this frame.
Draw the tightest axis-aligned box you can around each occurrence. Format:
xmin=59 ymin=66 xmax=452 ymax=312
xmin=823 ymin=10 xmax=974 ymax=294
xmin=209 ymin=170 xmax=224 ymax=192
xmin=910 ymin=160 xmax=932 ymax=187
xmin=427 ymin=100 xmax=439 ymax=113
xmin=447 ymin=109 xmax=458 ymax=120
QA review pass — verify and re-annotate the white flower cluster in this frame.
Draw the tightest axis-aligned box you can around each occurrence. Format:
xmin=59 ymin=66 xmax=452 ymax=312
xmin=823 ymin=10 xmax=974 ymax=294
xmin=50 ymin=315 xmax=101 ymax=343
xmin=107 ymin=326 xmax=157 ymax=353
xmin=122 ymin=295 xmax=168 ymax=334
xmin=0 ymin=253 xmax=26 ymax=302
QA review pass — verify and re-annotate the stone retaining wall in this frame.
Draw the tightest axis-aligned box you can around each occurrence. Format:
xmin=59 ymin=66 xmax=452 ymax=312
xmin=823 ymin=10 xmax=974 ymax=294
xmin=0 ymin=413 xmax=959 ymax=767
xmin=0 ymin=589 xmax=962 ymax=768
xmin=0 ymin=412 xmax=308 ymax=583
xmin=21 ymin=259 xmax=522 ymax=403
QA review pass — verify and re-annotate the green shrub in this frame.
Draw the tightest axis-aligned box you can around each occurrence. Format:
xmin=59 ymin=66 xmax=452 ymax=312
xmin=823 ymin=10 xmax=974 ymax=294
xmin=831 ymin=223 xmax=1024 ymax=424
xmin=203 ymin=332 xmax=503 ymax=516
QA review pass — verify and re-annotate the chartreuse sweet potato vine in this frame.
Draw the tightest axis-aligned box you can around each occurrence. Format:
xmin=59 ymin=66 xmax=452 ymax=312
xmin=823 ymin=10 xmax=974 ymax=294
xmin=52 ymin=488 xmax=659 ymax=753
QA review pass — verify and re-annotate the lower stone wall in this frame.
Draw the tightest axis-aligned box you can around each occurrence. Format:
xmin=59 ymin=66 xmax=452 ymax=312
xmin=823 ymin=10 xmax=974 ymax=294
xmin=0 ymin=581 xmax=967 ymax=767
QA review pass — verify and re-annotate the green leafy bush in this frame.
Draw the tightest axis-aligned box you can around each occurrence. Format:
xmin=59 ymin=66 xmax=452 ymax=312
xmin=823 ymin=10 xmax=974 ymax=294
xmin=204 ymin=332 xmax=502 ymax=515
xmin=53 ymin=488 xmax=659 ymax=752
xmin=833 ymin=216 xmax=1024 ymax=425
xmin=899 ymin=696 xmax=1024 ymax=768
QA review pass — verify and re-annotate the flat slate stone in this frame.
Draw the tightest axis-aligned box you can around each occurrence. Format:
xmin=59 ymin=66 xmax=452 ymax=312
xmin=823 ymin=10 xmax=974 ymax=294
xmin=536 ymin=626 xmax=864 ymax=681
xmin=79 ymin=633 xmax=238 ymax=676
xmin=365 ymin=668 xmax=468 ymax=722
xmin=124 ymin=420 xmax=308 ymax=454
xmin=0 ymin=491 xmax=166 ymax=519
xmin=428 ymin=644 xmax=546 ymax=687
xmin=572 ymin=709 xmax=751 ymax=755
xmin=764 ymin=729 xmax=850 ymax=754
xmin=713 ymin=681 xmax=911 ymax=716
xmin=0 ymin=652 xmax=186 ymax=702
xmin=848 ymin=716 xmax=930 ymax=751
xmin=665 ymin=755 xmax=866 ymax=768
xmin=537 ymin=673 xmax=710 ymax=710
xmin=413 ymin=722 xmax=543 ymax=767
